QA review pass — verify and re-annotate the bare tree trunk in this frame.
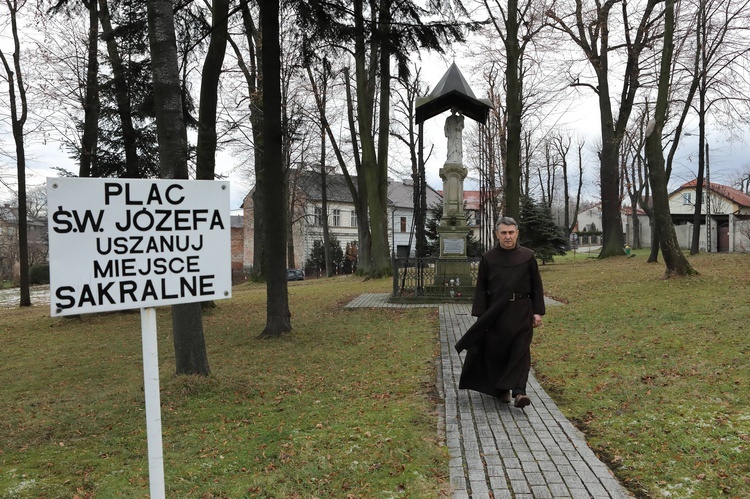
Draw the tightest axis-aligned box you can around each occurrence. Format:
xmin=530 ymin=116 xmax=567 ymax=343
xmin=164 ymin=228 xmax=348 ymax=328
xmin=504 ymin=0 xmax=522 ymax=220
xmin=690 ymin=2 xmax=709 ymax=255
xmin=645 ymin=0 xmax=697 ymax=278
xmin=548 ymin=1 xmax=662 ymax=258
xmin=571 ymin=141 xmax=583 ymax=236
xmin=392 ymin=68 xmax=425 ymax=258
xmin=598 ymin=88 xmax=626 ymax=258
xmin=321 ymin=160 xmax=332 ymax=277
xmin=257 ymin=0 xmax=291 ymax=337
xmin=0 ymin=2 xmax=30 ymax=307
xmin=230 ymin=1 xmax=265 ymax=280
xmin=418 ymin=126 xmax=428 ymax=258
xmin=196 ymin=0 xmax=230 ymax=181
xmin=343 ymin=67 xmax=371 ymax=273
xmin=317 ymin=71 xmax=332 ymax=277
xmin=353 ymin=0 xmax=390 ymax=277
xmin=146 ymin=0 xmax=210 ymax=375
xmin=307 ymin=63 xmax=370 ymax=273
xmin=195 ymin=0 xmax=230 ymax=309
xmin=561 ymin=142 xmax=571 ymax=236
xmin=647 ymin=216 xmax=659 ymax=263
xmin=80 ymin=0 xmax=99 ymax=178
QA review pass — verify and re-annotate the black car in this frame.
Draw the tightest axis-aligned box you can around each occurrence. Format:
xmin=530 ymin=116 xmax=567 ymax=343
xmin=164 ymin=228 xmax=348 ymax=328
xmin=286 ymin=269 xmax=304 ymax=281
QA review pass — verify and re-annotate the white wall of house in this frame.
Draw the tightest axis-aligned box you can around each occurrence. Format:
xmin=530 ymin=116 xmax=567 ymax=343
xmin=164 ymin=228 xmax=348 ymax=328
xmin=670 ymin=214 xmax=750 ymax=252
xmin=576 ymin=206 xmax=603 ymax=232
xmin=667 ymin=183 xmax=750 ymax=252
xmin=668 ymin=187 xmax=735 ymax=216
xmin=576 ymin=205 xmax=651 ymax=248
xmin=390 ymin=206 xmax=416 ymax=258
xmin=671 ymin=219 xmax=717 ymax=252
xmin=299 ymin=201 xmax=359 ymax=268
xmin=575 ymin=206 xmax=606 ymax=246
xmin=733 ymin=216 xmax=750 ymax=251
xmin=285 ymin=178 xmax=441 ymax=268
xmin=622 ymin=214 xmax=652 ymax=248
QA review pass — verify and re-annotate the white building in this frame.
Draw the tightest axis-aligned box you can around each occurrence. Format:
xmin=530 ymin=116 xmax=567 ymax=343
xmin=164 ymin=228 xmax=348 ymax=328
xmin=387 ymin=178 xmax=442 ymax=258
xmin=569 ymin=180 xmax=750 ymax=253
xmin=242 ymin=170 xmax=442 ymax=272
xmin=668 ymin=180 xmax=750 ymax=252
xmin=574 ymin=204 xmax=651 ymax=248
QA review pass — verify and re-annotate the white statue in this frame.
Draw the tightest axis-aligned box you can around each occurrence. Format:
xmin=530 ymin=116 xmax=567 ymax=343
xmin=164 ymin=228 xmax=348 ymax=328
xmin=444 ymin=112 xmax=464 ymax=164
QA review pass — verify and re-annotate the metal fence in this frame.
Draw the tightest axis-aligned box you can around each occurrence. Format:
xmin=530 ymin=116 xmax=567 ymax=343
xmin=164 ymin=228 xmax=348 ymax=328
xmin=391 ymin=256 xmax=481 ymax=299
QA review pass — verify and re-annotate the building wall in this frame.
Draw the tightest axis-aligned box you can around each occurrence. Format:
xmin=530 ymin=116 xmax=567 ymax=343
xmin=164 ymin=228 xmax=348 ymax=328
xmin=243 ymin=196 xmax=442 ymax=272
xmin=297 ymin=200 xmax=359 ymax=269
xmin=390 ymin=207 xmax=416 ymax=258
xmin=576 ymin=206 xmax=603 ymax=232
xmin=242 ymin=198 xmax=255 ymax=273
xmin=667 ymin=187 xmax=750 ymax=252
xmin=623 ymin=214 xmax=652 ymax=248
xmin=734 ymin=217 xmax=750 ymax=251
xmin=577 ymin=205 xmax=652 ymax=248
xmin=669 ymin=187 xmax=737 ymax=216
xmin=231 ymin=227 xmax=244 ymax=270
xmin=672 ymin=216 xmax=750 ymax=252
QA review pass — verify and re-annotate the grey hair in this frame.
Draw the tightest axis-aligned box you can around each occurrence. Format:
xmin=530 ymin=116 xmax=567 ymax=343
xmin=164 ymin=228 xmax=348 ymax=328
xmin=495 ymin=216 xmax=518 ymax=231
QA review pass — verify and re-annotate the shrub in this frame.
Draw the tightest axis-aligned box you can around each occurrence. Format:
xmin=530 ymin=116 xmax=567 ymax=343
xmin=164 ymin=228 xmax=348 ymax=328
xmin=29 ymin=264 xmax=50 ymax=285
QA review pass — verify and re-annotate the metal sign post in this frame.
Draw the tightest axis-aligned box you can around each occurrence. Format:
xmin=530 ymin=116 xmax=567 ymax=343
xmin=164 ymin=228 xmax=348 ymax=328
xmin=141 ymin=307 xmax=165 ymax=499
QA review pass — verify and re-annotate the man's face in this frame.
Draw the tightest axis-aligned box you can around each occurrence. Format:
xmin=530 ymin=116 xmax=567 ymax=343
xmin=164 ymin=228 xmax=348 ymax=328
xmin=496 ymin=224 xmax=519 ymax=250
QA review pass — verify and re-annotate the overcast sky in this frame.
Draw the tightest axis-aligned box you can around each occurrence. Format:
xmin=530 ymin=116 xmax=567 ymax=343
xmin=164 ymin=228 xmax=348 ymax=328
xmin=3 ymin=72 xmax=749 ymax=212
xmin=3 ymin=6 xmax=750 ymax=210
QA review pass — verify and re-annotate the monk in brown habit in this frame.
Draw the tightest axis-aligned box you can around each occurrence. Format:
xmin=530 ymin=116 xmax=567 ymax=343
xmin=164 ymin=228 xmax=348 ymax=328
xmin=455 ymin=216 xmax=545 ymax=408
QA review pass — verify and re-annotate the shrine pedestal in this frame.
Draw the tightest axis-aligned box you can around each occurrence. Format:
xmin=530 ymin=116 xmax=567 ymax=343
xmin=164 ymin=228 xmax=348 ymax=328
xmin=429 ymin=224 xmax=473 ymax=299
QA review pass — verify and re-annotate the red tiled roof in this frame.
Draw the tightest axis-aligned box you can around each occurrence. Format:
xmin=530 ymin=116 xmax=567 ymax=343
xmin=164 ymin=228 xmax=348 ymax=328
xmin=621 ymin=205 xmax=647 ymax=216
xmin=679 ymin=180 xmax=750 ymax=208
xmin=437 ymin=189 xmax=491 ymax=211
xmin=464 ymin=190 xmax=481 ymax=210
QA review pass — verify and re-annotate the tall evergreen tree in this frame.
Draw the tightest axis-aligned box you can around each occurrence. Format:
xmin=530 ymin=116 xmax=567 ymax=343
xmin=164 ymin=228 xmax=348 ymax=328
xmin=305 ymin=236 xmax=345 ymax=273
xmin=83 ymin=0 xmax=159 ymax=178
xmin=518 ymin=195 xmax=566 ymax=264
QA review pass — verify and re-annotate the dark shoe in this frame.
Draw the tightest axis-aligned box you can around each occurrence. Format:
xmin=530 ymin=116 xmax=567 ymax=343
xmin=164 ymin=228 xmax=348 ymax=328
xmin=498 ymin=391 xmax=511 ymax=403
xmin=514 ymin=394 xmax=531 ymax=408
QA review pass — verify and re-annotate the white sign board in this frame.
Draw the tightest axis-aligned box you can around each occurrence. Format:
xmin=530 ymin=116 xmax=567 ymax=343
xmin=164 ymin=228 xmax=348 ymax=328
xmin=48 ymin=178 xmax=231 ymax=316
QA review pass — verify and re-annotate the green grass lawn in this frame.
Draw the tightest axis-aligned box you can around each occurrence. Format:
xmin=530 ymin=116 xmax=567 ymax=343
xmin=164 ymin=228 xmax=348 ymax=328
xmin=1 ymin=252 xmax=749 ymax=498
xmin=0 ymin=276 xmax=448 ymax=497
xmin=536 ymin=250 xmax=750 ymax=498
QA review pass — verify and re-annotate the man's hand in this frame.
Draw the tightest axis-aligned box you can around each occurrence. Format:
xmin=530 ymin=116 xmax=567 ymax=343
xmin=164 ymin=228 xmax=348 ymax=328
xmin=532 ymin=314 xmax=543 ymax=328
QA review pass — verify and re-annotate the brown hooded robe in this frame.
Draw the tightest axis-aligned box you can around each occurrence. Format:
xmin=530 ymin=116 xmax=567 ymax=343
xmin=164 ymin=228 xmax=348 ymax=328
xmin=455 ymin=245 xmax=545 ymax=397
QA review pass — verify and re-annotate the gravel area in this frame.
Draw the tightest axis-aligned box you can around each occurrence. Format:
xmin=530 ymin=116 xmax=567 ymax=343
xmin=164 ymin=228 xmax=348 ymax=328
xmin=0 ymin=285 xmax=50 ymax=309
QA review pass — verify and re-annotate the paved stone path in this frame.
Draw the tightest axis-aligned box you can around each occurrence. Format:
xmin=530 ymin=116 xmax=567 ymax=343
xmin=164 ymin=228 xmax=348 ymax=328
xmin=346 ymin=293 xmax=632 ymax=499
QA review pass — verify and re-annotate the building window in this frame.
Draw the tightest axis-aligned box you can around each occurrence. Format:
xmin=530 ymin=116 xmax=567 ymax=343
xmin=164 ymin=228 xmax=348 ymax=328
xmin=350 ymin=210 xmax=357 ymax=227
xmin=332 ymin=209 xmax=341 ymax=227
xmin=683 ymin=193 xmax=691 ymax=205
xmin=314 ymin=206 xmax=323 ymax=226
xmin=400 ymin=217 xmax=407 ymax=233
